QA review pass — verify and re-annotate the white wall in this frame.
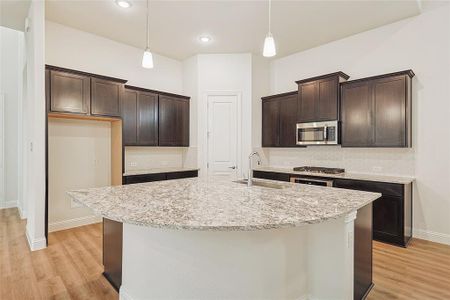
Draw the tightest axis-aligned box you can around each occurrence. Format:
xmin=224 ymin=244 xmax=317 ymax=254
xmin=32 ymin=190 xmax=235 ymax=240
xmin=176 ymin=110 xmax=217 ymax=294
xmin=46 ymin=20 xmax=188 ymax=175
xmin=24 ymin=0 xmax=46 ymax=251
xmin=193 ymin=54 xmax=252 ymax=177
xmin=45 ymin=21 xmax=183 ymax=94
xmin=266 ymin=3 xmax=450 ymax=244
xmin=0 ymin=27 xmax=24 ymax=209
xmin=48 ymin=119 xmax=109 ymax=231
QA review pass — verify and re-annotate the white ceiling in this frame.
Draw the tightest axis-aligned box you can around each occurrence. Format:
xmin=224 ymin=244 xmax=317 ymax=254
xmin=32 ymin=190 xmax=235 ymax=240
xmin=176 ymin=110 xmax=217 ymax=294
xmin=45 ymin=0 xmax=421 ymax=60
xmin=0 ymin=0 xmax=31 ymax=31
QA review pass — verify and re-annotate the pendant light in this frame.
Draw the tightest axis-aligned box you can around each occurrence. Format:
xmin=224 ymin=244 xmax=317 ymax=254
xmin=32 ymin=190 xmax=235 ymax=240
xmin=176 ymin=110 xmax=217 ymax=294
xmin=142 ymin=0 xmax=154 ymax=68
xmin=263 ymin=0 xmax=276 ymax=57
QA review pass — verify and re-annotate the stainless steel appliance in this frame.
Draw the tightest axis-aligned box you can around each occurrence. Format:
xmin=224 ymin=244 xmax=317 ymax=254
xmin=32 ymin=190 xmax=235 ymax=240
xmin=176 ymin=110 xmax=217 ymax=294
xmin=290 ymin=176 xmax=334 ymax=187
xmin=296 ymin=121 xmax=338 ymax=145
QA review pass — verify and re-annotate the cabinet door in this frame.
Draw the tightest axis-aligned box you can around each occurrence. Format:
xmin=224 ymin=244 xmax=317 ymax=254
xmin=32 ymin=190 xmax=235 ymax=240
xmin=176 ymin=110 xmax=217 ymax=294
xmin=158 ymin=95 xmax=189 ymax=146
xmin=262 ymin=99 xmax=280 ymax=147
xmin=50 ymin=70 xmax=90 ymax=114
xmin=341 ymin=82 xmax=374 ymax=147
xmin=317 ymin=77 xmax=338 ymax=121
xmin=297 ymin=81 xmax=317 ymax=122
xmin=91 ymin=78 xmax=122 ymax=117
xmin=279 ymin=94 xmax=298 ymax=147
xmin=122 ymin=90 xmax=138 ymax=146
xmin=137 ymin=92 xmax=159 ymax=146
xmin=373 ymin=195 xmax=403 ymax=239
xmin=373 ymin=76 xmax=406 ymax=147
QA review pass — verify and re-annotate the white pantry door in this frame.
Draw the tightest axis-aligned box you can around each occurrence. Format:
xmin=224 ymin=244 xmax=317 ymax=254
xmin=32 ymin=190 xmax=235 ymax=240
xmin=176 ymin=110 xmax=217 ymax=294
xmin=207 ymin=94 xmax=239 ymax=177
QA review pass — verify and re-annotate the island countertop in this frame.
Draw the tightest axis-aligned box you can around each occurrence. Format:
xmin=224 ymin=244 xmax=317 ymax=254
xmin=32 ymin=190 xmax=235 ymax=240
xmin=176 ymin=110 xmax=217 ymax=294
xmin=67 ymin=177 xmax=381 ymax=231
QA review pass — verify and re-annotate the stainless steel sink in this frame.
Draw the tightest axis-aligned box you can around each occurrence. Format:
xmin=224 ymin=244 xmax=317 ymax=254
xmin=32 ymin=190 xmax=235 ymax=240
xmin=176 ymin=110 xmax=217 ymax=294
xmin=233 ymin=179 xmax=287 ymax=189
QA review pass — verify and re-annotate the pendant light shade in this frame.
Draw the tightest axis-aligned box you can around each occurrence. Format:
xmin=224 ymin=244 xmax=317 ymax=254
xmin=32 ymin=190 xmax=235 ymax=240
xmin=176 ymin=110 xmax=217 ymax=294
xmin=263 ymin=0 xmax=276 ymax=57
xmin=263 ymin=33 xmax=276 ymax=57
xmin=142 ymin=0 xmax=154 ymax=69
xmin=142 ymin=48 xmax=154 ymax=69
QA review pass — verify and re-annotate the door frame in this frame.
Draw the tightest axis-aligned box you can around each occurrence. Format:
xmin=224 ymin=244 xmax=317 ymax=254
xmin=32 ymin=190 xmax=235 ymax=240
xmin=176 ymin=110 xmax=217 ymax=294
xmin=204 ymin=91 xmax=242 ymax=177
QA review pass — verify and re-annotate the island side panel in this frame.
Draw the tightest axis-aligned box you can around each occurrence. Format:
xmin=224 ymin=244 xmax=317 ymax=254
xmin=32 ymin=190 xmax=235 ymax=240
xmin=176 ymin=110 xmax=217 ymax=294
xmin=103 ymin=218 xmax=123 ymax=291
xmin=354 ymin=202 xmax=373 ymax=300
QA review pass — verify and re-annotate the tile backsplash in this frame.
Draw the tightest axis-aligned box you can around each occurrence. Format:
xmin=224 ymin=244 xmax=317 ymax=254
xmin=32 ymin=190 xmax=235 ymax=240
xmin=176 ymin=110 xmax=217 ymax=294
xmin=258 ymin=146 xmax=415 ymax=176
xmin=125 ymin=147 xmax=184 ymax=171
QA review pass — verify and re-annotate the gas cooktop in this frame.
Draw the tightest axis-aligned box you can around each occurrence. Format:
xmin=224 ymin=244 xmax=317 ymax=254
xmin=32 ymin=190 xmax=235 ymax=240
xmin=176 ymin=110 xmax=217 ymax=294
xmin=293 ymin=166 xmax=345 ymax=174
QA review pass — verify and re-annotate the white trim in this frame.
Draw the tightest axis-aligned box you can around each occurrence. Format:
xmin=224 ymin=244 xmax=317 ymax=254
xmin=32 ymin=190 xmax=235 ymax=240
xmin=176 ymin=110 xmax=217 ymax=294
xmin=204 ymin=91 xmax=243 ymax=177
xmin=0 ymin=200 xmax=17 ymax=209
xmin=48 ymin=215 xmax=102 ymax=233
xmin=119 ymin=286 xmax=308 ymax=300
xmin=413 ymin=228 xmax=450 ymax=246
xmin=119 ymin=286 xmax=134 ymax=300
xmin=25 ymin=227 xmax=46 ymax=251
xmin=18 ymin=205 xmax=27 ymax=219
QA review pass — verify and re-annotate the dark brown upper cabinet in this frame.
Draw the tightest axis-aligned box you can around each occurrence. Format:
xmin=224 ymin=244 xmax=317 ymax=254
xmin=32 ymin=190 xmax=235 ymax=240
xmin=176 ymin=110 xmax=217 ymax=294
xmin=46 ymin=65 xmax=127 ymax=118
xmin=137 ymin=91 xmax=159 ymax=146
xmin=91 ymin=77 xmax=124 ymax=117
xmin=262 ymin=91 xmax=298 ymax=147
xmin=124 ymin=85 xmax=189 ymax=147
xmin=158 ymin=95 xmax=190 ymax=147
xmin=296 ymin=72 xmax=350 ymax=122
xmin=49 ymin=69 xmax=90 ymax=114
xmin=341 ymin=70 xmax=414 ymax=148
xmin=122 ymin=89 xmax=138 ymax=146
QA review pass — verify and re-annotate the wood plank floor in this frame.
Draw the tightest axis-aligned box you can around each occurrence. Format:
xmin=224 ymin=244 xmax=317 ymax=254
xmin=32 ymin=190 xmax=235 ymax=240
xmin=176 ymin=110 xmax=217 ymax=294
xmin=1 ymin=207 xmax=449 ymax=299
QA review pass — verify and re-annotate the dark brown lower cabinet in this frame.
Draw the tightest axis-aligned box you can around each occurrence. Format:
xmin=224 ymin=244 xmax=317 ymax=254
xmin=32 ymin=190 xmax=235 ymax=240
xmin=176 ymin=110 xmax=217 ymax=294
xmin=333 ymin=179 xmax=412 ymax=247
xmin=253 ymin=170 xmax=412 ymax=247
xmin=104 ymin=170 xmax=199 ymax=291
xmin=253 ymin=170 xmax=291 ymax=182
xmin=103 ymin=218 xmax=123 ymax=292
xmin=122 ymin=170 xmax=198 ymax=185
xmin=354 ymin=203 xmax=373 ymax=300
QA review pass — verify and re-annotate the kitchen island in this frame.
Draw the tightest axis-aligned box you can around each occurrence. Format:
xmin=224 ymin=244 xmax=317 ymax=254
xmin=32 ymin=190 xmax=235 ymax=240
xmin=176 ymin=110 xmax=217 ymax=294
xmin=68 ymin=177 xmax=381 ymax=300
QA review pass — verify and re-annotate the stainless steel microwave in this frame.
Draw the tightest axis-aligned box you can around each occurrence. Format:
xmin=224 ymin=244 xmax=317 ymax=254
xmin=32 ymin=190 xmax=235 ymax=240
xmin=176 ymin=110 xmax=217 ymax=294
xmin=296 ymin=121 xmax=338 ymax=145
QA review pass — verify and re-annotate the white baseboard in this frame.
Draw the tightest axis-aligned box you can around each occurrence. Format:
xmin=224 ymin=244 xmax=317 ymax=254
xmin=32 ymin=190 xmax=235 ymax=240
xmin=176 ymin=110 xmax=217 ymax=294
xmin=119 ymin=287 xmax=133 ymax=300
xmin=414 ymin=228 xmax=450 ymax=246
xmin=18 ymin=206 xmax=27 ymax=219
xmin=25 ymin=227 xmax=47 ymax=251
xmin=0 ymin=200 xmax=17 ymax=209
xmin=49 ymin=215 xmax=102 ymax=232
xmin=119 ymin=286 xmax=309 ymax=300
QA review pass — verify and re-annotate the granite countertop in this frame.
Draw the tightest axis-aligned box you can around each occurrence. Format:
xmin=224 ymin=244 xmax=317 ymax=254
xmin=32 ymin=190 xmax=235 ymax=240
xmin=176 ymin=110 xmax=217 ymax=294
xmin=68 ymin=177 xmax=380 ymax=231
xmin=254 ymin=167 xmax=415 ymax=185
xmin=123 ymin=167 xmax=200 ymax=176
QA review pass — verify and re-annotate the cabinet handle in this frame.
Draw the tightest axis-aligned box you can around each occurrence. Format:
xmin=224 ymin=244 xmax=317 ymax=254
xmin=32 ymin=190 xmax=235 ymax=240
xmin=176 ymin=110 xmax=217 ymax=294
xmin=228 ymin=166 xmax=236 ymax=169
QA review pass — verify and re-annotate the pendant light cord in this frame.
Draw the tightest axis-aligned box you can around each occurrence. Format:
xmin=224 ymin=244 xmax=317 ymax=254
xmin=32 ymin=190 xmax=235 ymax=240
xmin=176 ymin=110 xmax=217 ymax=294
xmin=268 ymin=0 xmax=271 ymax=34
xmin=146 ymin=0 xmax=149 ymax=49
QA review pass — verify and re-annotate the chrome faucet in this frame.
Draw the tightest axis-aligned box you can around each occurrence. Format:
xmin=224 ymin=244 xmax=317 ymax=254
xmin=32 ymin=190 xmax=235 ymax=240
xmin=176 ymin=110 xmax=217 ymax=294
xmin=248 ymin=151 xmax=262 ymax=187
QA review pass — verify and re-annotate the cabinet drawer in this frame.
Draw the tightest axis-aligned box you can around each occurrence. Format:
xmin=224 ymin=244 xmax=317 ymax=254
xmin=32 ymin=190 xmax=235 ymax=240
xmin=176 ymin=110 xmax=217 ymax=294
xmin=333 ymin=179 xmax=403 ymax=197
xmin=253 ymin=171 xmax=291 ymax=182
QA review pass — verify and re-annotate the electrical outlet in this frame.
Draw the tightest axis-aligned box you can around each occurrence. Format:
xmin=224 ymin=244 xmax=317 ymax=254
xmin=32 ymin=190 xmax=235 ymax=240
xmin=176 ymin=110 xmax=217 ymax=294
xmin=372 ymin=166 xmax=382 ymax=172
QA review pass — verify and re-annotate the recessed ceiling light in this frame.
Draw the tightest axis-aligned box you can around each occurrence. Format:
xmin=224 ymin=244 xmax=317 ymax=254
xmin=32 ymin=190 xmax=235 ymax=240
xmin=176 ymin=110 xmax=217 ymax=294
xmin=115 ymin=0 xmax=132 ymax=9
xmin=199 ymin=36 xmax=212 ymax=43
